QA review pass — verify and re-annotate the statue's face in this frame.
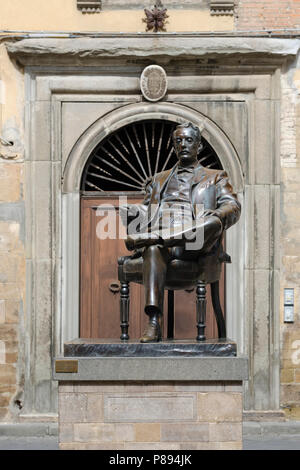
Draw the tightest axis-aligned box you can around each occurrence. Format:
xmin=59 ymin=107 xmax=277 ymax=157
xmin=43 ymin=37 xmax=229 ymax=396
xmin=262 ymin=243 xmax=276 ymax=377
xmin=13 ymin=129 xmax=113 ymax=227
xmin=173 ymin=127 xmax=201 ymax=166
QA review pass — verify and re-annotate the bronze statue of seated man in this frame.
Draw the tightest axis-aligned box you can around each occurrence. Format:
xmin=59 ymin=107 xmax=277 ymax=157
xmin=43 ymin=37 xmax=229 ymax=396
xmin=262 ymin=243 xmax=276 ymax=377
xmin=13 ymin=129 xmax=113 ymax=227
xmin=120 ymin=122 xmax=241 ymax=343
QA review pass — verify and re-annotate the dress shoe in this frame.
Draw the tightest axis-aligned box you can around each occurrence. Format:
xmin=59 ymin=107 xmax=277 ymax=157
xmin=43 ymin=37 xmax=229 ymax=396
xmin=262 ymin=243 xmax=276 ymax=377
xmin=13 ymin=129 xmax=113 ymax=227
xmin=140 ymin=319 xmax=162 ymax=343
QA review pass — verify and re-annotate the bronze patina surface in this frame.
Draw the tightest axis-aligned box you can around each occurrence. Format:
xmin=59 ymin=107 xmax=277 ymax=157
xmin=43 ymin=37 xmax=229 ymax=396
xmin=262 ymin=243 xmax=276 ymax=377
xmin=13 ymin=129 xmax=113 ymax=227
xmin=119 ymin=122 xmax=241 ymax=343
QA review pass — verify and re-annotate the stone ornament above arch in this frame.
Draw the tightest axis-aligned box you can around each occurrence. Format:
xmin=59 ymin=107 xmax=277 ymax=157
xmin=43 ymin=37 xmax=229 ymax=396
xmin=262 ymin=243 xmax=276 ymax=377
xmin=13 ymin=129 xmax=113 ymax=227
xmin=63 ymin=101 xmax=244 ymax=194
xmin=140 ymin=65 xmax=168 ymax=102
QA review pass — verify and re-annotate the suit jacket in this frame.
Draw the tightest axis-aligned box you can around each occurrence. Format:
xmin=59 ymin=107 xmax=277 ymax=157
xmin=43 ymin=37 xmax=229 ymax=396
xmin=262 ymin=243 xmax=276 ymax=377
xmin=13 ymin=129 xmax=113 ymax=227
xmin=136 ymin=162 xmax=241 ymax=233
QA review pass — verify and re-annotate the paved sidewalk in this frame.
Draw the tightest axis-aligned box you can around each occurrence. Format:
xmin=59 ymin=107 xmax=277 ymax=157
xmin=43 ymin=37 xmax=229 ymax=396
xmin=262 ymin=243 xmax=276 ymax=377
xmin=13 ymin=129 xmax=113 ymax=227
xmin=0 ymin=436 xmax=299 ymax=450
xmin=244 ymin=436 xmax=300 ymax=450
xmin=0 ymin=421 xmax=299 ymax=450
xmin=243 ymin=420 xmax=300 ymax=449
xmin=0 ymin=436 xmax=59 ymax=450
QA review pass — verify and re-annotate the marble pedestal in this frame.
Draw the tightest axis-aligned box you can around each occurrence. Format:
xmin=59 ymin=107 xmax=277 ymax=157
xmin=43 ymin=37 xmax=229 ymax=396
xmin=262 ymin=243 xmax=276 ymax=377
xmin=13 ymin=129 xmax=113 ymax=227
xmin=64 ymin=338 xmax=237 ymax=358
xmin=54 ymin=346 xmax=248 ymax=450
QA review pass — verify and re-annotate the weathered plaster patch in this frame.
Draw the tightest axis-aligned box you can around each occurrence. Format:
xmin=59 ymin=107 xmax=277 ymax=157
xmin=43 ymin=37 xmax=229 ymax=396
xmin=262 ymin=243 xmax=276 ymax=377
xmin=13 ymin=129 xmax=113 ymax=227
xmin=0 ymin=300 xmax=5 ymax=323
xmin=0 ymin=1 xmax=233 ymax=32
xmin=0 ymin=80 xmax=4 ymax=105
xmin=281 ymin=67 xmax=298 ymax=167
xmin=293 ymin=69 xmax=300 ymax=91
xmin=0 ymin=118 xmax=24 ymax=160
xmin=0 ymin=202 xmax=25 ymax=244
xmin=0 ymin=45 xmax=23 ymax=128
xmin=0 ymin=340 xmax=5 ymax=364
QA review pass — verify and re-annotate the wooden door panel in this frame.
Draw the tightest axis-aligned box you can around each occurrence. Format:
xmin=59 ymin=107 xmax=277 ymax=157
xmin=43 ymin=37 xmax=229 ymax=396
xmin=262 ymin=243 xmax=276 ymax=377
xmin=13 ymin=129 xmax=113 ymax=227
xmin=80 ymin=196 xmax=225 ymax=340
xmin=80 ymin=197 xmax=144 ymax=339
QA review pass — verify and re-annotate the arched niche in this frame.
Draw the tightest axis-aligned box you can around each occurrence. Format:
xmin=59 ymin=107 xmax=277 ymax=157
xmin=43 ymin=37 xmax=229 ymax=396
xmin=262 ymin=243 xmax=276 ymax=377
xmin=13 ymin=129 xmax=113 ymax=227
xmin=63 ymin=102 xmax=244 ymax=194
xmin=61 ymin=101 xmax=244 ymax=348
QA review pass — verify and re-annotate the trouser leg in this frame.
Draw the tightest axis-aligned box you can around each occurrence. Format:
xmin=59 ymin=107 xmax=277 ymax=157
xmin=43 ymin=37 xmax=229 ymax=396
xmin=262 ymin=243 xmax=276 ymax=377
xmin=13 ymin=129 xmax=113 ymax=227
xmin=142 ymin=245 xmax=170 ymax=316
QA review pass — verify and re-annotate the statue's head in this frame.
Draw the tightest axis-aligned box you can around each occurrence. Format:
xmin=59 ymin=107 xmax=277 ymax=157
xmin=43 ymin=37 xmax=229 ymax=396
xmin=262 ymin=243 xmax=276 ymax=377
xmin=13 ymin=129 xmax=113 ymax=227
xmin=172 ymin=122 xmax=203 ymax=166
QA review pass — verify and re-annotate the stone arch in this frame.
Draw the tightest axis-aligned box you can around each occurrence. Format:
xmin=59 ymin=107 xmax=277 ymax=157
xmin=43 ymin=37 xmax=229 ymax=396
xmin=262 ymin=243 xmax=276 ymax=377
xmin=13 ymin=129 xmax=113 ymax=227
xmin=63 ymin=102 xmax=244 ymax=193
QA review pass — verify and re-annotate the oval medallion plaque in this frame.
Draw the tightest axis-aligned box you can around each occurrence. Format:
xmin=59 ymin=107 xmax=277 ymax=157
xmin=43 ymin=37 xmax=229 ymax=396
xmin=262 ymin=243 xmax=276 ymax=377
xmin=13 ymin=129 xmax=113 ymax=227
xmin=140 ymin=65 xmax=168 ymax=102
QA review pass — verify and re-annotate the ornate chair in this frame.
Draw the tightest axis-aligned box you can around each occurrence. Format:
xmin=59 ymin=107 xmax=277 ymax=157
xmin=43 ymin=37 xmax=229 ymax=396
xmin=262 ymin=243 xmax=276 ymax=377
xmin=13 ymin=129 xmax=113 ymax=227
xmin=117 ymin=239 xmax=231 ymax=341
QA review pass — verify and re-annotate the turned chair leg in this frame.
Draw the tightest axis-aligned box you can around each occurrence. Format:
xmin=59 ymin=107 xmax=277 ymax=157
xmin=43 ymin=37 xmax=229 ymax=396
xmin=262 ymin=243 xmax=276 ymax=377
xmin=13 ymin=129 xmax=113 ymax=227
xmin=210 ymin=281 xmax=226 ymax=339
xmin=196 ymin=281 xmax=206 ymax=341
xmin=167 ymin=290 xmax=175 ymax=340
xmin=120 ymin=281 xmax=130 ymax=341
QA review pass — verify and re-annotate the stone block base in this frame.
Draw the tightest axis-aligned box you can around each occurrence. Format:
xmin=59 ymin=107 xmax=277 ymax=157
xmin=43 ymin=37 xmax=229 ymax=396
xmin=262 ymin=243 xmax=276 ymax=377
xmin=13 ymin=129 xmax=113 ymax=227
xmin=58 ymin=380 xmax=243 ymax=450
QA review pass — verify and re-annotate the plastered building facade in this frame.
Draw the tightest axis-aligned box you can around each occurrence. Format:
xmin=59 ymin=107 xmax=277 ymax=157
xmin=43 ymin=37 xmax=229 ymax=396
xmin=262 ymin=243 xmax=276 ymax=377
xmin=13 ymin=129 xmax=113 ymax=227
xmin=0 ymin=0 xmax=300 ymax=426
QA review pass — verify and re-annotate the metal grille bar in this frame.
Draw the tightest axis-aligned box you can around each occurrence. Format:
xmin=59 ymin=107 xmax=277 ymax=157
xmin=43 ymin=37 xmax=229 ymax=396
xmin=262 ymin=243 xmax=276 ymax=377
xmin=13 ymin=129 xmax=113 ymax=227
xmin=81 ymin=119 xmax=221 ymax=192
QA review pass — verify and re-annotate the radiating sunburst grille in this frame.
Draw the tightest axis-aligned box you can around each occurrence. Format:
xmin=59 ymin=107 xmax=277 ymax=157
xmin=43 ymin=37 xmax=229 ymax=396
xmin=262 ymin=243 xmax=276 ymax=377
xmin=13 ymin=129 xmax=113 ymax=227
xmin=81 ymin=119 xmax=221 ymax=192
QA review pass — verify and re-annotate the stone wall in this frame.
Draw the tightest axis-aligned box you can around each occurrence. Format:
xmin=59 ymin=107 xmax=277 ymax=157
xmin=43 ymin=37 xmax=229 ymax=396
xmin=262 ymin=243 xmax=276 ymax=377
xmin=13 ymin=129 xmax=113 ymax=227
xmin=0 ymin=43 xmax=25 ymax=421
xmin=58 ymin=381 xmax=243 ymax=450
xmin=280 ymin=57 xmax=300 ymax=419
xmin=0 ymin=0 xmax=300 ymax=426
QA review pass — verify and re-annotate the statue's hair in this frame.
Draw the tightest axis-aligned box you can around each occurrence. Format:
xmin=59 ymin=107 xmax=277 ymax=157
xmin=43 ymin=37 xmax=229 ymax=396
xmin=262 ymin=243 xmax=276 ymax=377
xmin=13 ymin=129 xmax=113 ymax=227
xmin=172 ymin=122 xmax=201 ymax=142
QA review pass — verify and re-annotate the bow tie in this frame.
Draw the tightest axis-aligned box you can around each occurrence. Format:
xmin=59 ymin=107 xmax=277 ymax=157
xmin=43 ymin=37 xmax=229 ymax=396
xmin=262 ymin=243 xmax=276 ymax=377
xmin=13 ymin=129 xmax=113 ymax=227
xmin=177 ymin=166 xmax=195 ymax=174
